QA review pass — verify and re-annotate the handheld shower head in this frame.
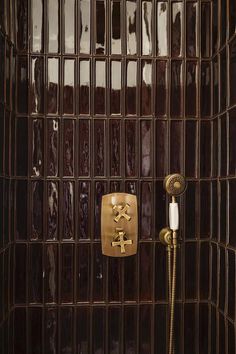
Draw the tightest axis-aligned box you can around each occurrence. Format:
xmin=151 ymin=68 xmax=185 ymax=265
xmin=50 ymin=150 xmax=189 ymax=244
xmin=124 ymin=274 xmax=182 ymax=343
xmin=163 ymin=174 xmax=187 ymax=197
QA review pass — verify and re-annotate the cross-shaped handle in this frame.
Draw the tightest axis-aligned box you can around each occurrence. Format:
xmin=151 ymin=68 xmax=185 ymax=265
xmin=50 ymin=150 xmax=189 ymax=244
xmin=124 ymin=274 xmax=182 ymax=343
xmin=111 ymin=228 xmax=133 ymax=254
xmin=113 ymin=203 xmax=131 ymax=222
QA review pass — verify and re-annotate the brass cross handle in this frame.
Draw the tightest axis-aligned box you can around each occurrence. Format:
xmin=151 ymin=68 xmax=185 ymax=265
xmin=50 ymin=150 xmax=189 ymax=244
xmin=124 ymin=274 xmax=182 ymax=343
xmin=111 ymin=228 xmax=133 ymax=254
xmin=113 ymin=203 xmax=131 ymax=222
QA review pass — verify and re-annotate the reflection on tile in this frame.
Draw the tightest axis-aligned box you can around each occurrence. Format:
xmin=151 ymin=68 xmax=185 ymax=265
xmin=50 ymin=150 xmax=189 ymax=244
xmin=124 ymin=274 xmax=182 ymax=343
xmin=111 ymin=1 xmax=121 ymax=54
xmin=32 ymin=181 xmax=43 ymax=240
xmin=186 ymin=2 xmax=197 ymax=57
xmin=156 ymin=61 xmax=167 ymax=116
xmin=171 ymin=2 xmax=183 ymax=57
xmin=125 ymin=120 xmax=137 ymax=177
xmin=111 ymin=61 xmax=121 ymax=114
xmin=80 ymin=0 xmax=91 ymax=54
xmin=142 ymin=1 xmax=152 ymax=55
xmin=63 ymin=181 xmax=74 ymax=239
xmin=17 ymin=56 xmax=28 ymax=113
xmin=141 ymin=60 xmax=152 ymax=116
xmin=31 ymin=57 xmax=44 ymax=114
xmin=201 ymin=2 xmax=211 ymax=58
xmin=95 ymin=61 xmax=106 ymax=114
xmin=47 ymin=119 xmax=59 ymax=176
xmin=126 ymin=0 xmax=137 ymax=55
xmin=48 ymin=0 xmax=59 ymax=53
xmin=45 ymin=244 xmax=58 ymax=303
xmin=141 ymin=121 xmax=151 ymax=176
xmin=31 ymin=0 xmax=43 ymax=52
xmin=47 ymin=58 xmax=59 ymax=114
xmin=63 ymin=120 xmax=74 ymax=176
xmin=16 ymin=0 xmax=28 ymax=51
xmin=78 ymin=181 xmax=90 ymax=240
xmin=47 ymin=182 xmax=58 ymax=240
xmin=157 ymin=2 xmax=168 ymax=56
xmin=94 ymin=120 xmax=105 ymax=176
xmin=44 ymin=308 xmax=58 ymax=354
xmin=64 ymin=0 xmax=75 ymax=53
xmin=110 ymin=120 xmax=120 ymax=176
xmin=63 ymin=59 xmax=74 ymax=114
xmin=78 ymin=120 xmax=90 ymax=176
xmin=96 ymin=1 xmax=106 ymax=54
xmin=141 ymin=181 xmax=152 ymax=239
xmin=126 ymin=60 xmax=137 ymax=115
xmin=201 ymin=62 xmax=211 ymax=117
xmin=170 ymin=61 xmax=182 ymax=117
xmin=79 ymin=60 xmax=90 ymax=114
xmin=32 ymin=119 xmax=44 ymax=177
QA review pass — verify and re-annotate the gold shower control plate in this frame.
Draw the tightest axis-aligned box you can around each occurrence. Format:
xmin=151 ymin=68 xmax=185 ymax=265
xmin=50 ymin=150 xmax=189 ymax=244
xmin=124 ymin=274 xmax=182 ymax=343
xmin=101 ymin=193 xmax=138 ymax=257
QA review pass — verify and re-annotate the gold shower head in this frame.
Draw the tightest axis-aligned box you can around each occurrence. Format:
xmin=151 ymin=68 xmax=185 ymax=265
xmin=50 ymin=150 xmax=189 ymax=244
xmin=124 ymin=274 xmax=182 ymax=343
xmin=163 ymin=174 xmax=187 ymax=197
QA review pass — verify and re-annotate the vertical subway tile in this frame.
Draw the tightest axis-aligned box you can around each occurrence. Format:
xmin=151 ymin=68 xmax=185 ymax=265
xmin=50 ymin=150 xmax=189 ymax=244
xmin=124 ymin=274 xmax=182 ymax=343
xmin=171 ymin=2 xmax=183 ymax=57
xmin=92 ymin=307 xmax=105 ymax=353
xmin=124 ymin=255 xmax=137 ymax=301
xmin=156 ymin=60 xmax=167 ymax=116
xmin=15 ymin=244 xmax=27 ymax=303
xmin=184 ymin=304 xmax=197 ymax=354
xmin=142 ymin=1 xmax=152 ymax=56
xmin=141 ymin=60 xmax=152 ymax=116
xmin=186 ymin=2 xmax=197 ymax=57
xmin=229 ymin=180 xmax=236 ymax=247
xmin=44 ymin=308 xmax=58 ymax=354
xmin=124 ymin=306 xmax=137 ymax=353
xmin=200 ymin=62 xmax=211 ymax=117
xmin=186 ymin=61 xmax=197 ymax=117
xmin=126 ymin=60 xmax=137 ymax=115
xmin=77 ymin=243 xmax=90 ymax=301
xmin=140 ymin=181 xmax=152 ymax=239
xmin=60 ymin=307 xmax=73 ymax=353
xmin=47 ymin=181 xmax=58 ymax=240
xmin=47 ymin=0 xmax=59 ymax=53
xmin=78 ymin=181 xmax=90 ymax=240
xmin=62 ymin=181 xmax=74 ymax=240
xmin=44 ymin=243 xmax=58 ymax=303
xmin=94 ymin=119 xmax=105 ymax=177
xmin=200 ymin=181 xmax=211 ymax=238
xmin=108 ymin=307 xmax=121 ymax=353
xmin=94 ymin=60 xmax=106 ymax=115
xmin=47 ymin=58 xmax=59 ymax=114
xmin=110 ymin=60 xmax=122 ymax=115
xmin=31 ymin=0 xmax=43 ymax=53
xmin=15 ymin=180 xmax=28 ymax=240
xmin=155 ymin=243 xmax=167 ymax=301
xmin=201 ymin=2 xmax=211 ymax=58
xmin=29 ymin=307 xmax=42 ymax=354
xmin=47 ymin=119 xmax=59 ymax=177
xmin=61 ymin=244 xmax=74 ymax=303
xmin=76 ymin=307 xmax=90 ymax=353
xmin=29 ymin=243 xmax=43 ymax=303
xmin=170 ymin=61 xmax=183 ymax=117
xmin=199 ymin=304 xmax=209 ymax=354
xmin=95 ymin=1 xmax=106 ymax=54
xmin=139 ymin=243 xmax=153 ymax=301
xmin=94 ymin=181 xmax=107 ymax=239
xmin=156 ymin=120 xmax=168 ymax=177
xmin=155 ymin=305 xmax=167 ymax=354
xmin=32 ymin=119 xmax=44 ymax=177
xmin=17 ymin=56 xmax=28 ymax=114
xmin=79 ymin=0 xmax=91 ymax=54
xmin=199 ymin=242 xmax=209 ymax=300
xmin=111 ymin=1 xmax=121 ymax=54
xmin=16 ymin=0 xmax=28 ymax=51
xmin=63 ymin=119 xmax=74 ymax=176
xmin=126 ymin=0 xmax=137 ymax=55
xmin=63 ymin=59 xmax=75 ymax=115
xmin=16 ymin=118 xmax=28 ymax=176
xmin=170 ymin=120 xmax=183 ymax=173
xmin=92 ymin=243 xmax=106 ymax=301
xmin=63 ymin=0 xmax=75 ymax=53
xmin=185 ymin=121 xmax=198 ymax=177
xmin=110 ymin=119 xmax=121 ymax=177
xmin=79 ymin=59 xmax=90 ymax=115
xmin=78 ymin=119 xmax=90 ymax=176
xmin=30 ymin=57 xmax=44 ymax=114
xmin=108 ymin=258 xmax=121 ymax=302
xmin=139 ymin=305 xmax=152 ymax=354
xmin=229 ymin=109 xmax=236 ymax=175
xmin=31 ymin=180 xmax=43 ymax=240
xmin=200 ymin=121 xmax=212 ymax=177
xmin=157 ymin=2 xmax=168 ymax=57
xmin=14 ymin=307 xmax=27 ymax=354
xmin=185 ymin=242 xmax=197 ymax=300
xmin=125 ymin=120 xmax=137 ymax=177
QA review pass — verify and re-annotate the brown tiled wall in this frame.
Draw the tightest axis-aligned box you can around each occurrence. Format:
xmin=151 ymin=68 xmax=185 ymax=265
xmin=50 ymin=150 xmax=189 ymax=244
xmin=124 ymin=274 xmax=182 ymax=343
xmin=0 ymin=1 xmax=16 ymax=352
xmin=0 ymin=0 xmax=235 ymax=354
